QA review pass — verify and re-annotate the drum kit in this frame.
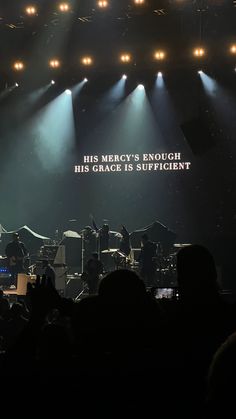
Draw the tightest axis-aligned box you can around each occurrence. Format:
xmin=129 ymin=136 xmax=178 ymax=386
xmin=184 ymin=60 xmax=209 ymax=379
xmin=100 ymin=243 xmax=191 ymax=286
xmin=154 ymin=243 xmax=191 ymax=286
xmin=101 ymin=248 xmax=130 ymax=270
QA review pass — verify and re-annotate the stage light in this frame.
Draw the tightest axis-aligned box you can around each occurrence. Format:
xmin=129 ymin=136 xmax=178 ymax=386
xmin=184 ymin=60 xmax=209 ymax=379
xmin=65 ymin=89 xmax=72 ymax=95
xmin=15 ymin=82 xmax=19 ymax=87
xmin=138 ymin=84 xmax=144 ymax=90
xmin=72 ymin=79 xmax=88 ymax=95
xmin=193 ymin=48 xmax=205 ymax=57
xmin=120 ymin=54 xmax=131 ymax=63
xmin=51 ymin=80 xmax=55 ymax=85
xmin=97 ymin=1 xmax=109 ymax=8
xmin=198 ymin=70 xmax=203 ymax=74
xmin=58 ymin=3 xmax=70 ymax=12
xmin=13 ymin=61 xmax=24 ymax=71
xmin=154 ymin=50 xmax=165 ymax=60
xmin=199 ymin=71 xmax=216 ymax=94
xmin=122 ymin=74 xmax=127 ymax=79
xmin=134 ymin=0 xmax=145 ymax=4
xmin=81 ymin=56 xmax=93 ymax=66
xmin=25 ymin=6 xmax=37 ymax=15
xmin=156 ymin=72 xmax=164 ymax=88
xmin=49 ymin=59 xmax=60 ymax=68
xmin=230 ymin=44 xmax=236 ymax=54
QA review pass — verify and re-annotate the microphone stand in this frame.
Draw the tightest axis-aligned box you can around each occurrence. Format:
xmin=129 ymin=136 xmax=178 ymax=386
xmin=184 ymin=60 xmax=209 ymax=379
xmin=81 ymin=231 xmax=85 ymax=274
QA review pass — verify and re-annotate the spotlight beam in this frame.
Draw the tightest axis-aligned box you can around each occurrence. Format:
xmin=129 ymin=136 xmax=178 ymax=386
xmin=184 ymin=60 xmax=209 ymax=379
xmin=99 ymin=76 xmax=127 ymax=114
xmin=72 ymin=79 xmax=88 ymax=96
xmin=0 ymin=84 xmax=18 ymax=100
xmin=32 ymin=90 xmax=76 ymax=170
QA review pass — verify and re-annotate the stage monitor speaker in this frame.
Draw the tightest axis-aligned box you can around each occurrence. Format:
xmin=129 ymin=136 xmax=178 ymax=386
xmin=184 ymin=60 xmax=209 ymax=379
xmin=181 ymin=116 xmax=217 ymax=155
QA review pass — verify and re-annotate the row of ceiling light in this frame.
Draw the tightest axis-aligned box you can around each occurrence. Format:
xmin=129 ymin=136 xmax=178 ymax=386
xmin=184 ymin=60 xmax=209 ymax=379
xmin=23 ymin=1 xmax=145 ymax=16
xmin=10 ymin=46 xmax=236 ymax=71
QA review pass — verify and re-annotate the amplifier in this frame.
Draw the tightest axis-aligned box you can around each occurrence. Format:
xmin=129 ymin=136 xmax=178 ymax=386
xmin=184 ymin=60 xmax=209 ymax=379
xmin=0 ymin=267 xmax=10 ymax=274
xmin=0 ymin=271 xmax=12 ymax=287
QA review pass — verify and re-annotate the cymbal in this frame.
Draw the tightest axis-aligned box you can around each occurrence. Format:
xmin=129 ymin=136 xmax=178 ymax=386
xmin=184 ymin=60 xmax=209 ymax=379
xmin=63 ymin=230 xmax=81 ymax=239
xmin=174 ymin=243 xmax=191 ymax=248
xmin=101 ymin=248 xmax=119 ymax=253
xmin=113 ymin=250 xmax=126 ymax=258
xmin=114 ymin=233 xmax=122 ymax=238
xmin=109 ymin=231 xmax=121 ymax=236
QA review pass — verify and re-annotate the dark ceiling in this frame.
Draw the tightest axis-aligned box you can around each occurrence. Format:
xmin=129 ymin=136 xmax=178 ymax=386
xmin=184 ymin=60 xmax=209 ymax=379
xmin=0 ymin=0 xmax=235 ymax=84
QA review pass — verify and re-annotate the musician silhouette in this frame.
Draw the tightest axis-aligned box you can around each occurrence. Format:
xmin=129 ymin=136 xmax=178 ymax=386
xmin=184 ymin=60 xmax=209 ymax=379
xmin=5 ymin=232 xmax=28 ymax=287
xmin=90 ymin=216 xmax=110 ymax=270
xmin=84 ymin=252 xmax=104 ymax=295
xmin=82 ymin=226 xmax=97 ymax=264
xmin=139 ymin=233 xmax=157 ymax=288
xmin=99 ymin=224 xmax=110 ymax=252
xmin=119 ymin=225 xmax=131 ymax=257
xmin=90 ymin=216 xmax=109 ymax=253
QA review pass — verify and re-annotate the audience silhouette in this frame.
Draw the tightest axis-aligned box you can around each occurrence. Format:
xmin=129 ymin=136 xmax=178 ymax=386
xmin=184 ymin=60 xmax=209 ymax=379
xmin=0 ymin=245 xmax=235 ymax=417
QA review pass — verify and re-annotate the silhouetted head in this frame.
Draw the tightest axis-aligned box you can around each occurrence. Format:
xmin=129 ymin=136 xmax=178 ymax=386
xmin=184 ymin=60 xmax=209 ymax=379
xmin=207 ymin=332 xmax=236 ymax=413
xmin=98 ymin=269 xmax=147 ymax=303
xmin=12 ymin=232 xmax=19 ymax=242
xmin=177 ymin=244 xmax=218 ymax=302
xmin=102 ymin=224 xmax=109 ymax=233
